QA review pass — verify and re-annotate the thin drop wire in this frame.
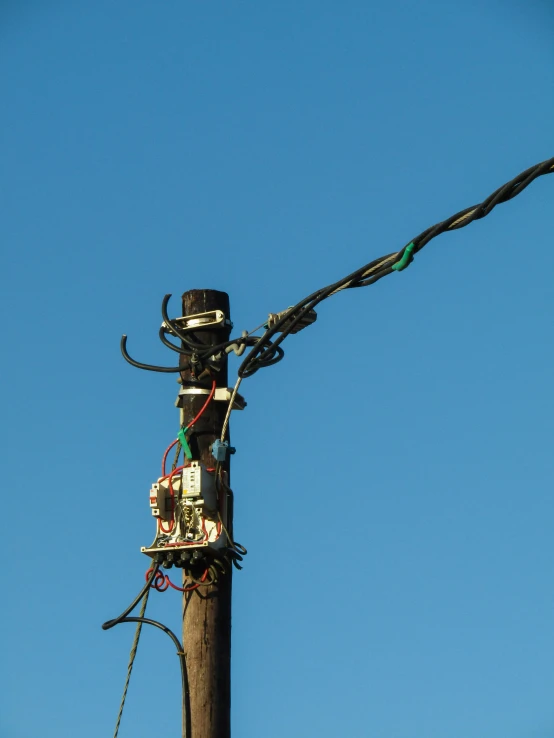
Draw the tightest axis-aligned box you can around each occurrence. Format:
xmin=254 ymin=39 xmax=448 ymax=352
xmin=112 ymin=589 xmax=150 ymax=738
xmin=220 ymin=376 xmax=242 ymax=442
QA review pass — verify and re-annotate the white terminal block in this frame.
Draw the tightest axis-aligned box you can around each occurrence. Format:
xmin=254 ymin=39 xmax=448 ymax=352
xmin=182 ymin=461 xmax=217 ymax=511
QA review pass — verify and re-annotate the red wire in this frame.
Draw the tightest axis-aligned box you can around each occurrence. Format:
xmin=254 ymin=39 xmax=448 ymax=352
xmin=156 ymin=464 xmax=188 ymax=534
xmin=146 ymin=566 xmax=209 ymax=593
xmin=159 ymin=464 xmax=187 ymax=483
xmin=165 ymin=576 xmax=201 ymax=593
xmin=158 ymin=518 xmax=174 ymax=534
xmin=167 ymin=465 xmax=186 ymax=493
xmin=145 ymin=567 xmax=169 ymax=591
xmin=187 ymin=380 xmax=217 ymax=429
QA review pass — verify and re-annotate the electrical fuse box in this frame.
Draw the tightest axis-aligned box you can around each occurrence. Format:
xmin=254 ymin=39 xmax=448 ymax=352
xmin=142 ymin=461 xmax=228 ymax=562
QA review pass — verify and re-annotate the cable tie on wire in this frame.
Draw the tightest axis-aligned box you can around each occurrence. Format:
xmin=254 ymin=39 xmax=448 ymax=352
xmin=177 ymin=427 xmax=193 ymax=460
xmin=392 ymin=242 xmax=415 ymax=272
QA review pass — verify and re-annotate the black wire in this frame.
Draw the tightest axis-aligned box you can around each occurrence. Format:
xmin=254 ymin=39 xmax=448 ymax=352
xmin=162 ymin=293 xmax=239 ymax=357
xmin=121 ymin=295 xmax=238 ymax=373
xmin=161 ymin=294 xmax=207 ymax=352
xmin=159 ymin=326 xmax=193 ymax=356
xmin=102 ymin=565 xmax=160 ymax=629
xmin=121 ymin=335 xmax=185 ymax=373
xmin=112 ymin=617 xmax=190 ymax=738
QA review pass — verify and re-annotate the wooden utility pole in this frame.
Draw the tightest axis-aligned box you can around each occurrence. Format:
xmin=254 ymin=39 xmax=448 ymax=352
xmin=179 ymin=289 xmax=233 ymax=738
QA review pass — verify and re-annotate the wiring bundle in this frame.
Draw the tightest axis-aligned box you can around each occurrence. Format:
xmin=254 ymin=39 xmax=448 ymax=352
xmin=103 ymin=155 xmax=554 ymax=735
xmin=103 ymin=338 xmax=247 ymax=738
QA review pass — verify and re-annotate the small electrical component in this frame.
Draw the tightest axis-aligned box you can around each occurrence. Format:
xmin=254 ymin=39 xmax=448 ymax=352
xmin=142 ymin=461 xmax=228 ymax=567
xmin=210 ymin=439 xmax=235 ymax=462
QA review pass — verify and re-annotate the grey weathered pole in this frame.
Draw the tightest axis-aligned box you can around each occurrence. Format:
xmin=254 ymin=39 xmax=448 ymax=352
xmin=179 ymin=289 xmax=233 ymax=738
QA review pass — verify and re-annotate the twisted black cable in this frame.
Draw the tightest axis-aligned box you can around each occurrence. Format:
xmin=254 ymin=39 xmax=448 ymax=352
xmin=237 ymin=259 xmax=395 ymax=376
xmin=120 ymin=156 xmax=553 ymax=377
xmin=237 ymin=155 xmax=554 ymax=377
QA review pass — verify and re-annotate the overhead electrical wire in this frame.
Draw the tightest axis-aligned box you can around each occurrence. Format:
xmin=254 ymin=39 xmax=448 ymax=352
xmin=235 ymin=156 xmax=554 ymax=378
xmin=120 ymin=155 xmax=554 ymax=381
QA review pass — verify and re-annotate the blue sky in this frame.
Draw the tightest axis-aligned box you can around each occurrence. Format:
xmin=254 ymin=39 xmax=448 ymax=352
xmin=1 ymin=1 xmax=553 ymax=737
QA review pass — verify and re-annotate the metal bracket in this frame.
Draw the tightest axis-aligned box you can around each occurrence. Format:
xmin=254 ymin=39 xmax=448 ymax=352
xmin=175 ymin=386 xmax=247 ymax=410
xmin=162 ymin=309 xmax=233 ymax=336
xmin=266 ymin=307 xmax=317 ymax=334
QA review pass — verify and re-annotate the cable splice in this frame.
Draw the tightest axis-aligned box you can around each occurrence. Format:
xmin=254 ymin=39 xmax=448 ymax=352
xmin=392 ymin=241 xmax=415 ymax=272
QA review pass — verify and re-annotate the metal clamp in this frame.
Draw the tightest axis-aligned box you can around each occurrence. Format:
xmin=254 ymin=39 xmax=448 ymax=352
xmin=162 ymin=309 xmax=233 ymax=336
xmin=266 ymin=307 xmax=317 ymax=334
xmin=175 ymin=386 xmax=247 ymax=410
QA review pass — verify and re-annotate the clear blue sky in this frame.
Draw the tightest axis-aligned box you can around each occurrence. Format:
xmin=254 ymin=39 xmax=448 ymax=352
xmin=1 ymin=1 xmax=553 ymax=737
